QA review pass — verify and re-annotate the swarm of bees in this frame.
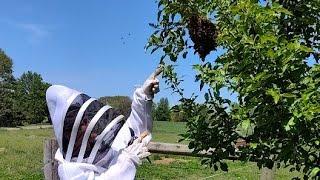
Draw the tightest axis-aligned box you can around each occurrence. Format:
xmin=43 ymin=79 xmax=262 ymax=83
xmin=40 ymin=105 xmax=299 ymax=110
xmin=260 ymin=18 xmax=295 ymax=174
xmin=187 ymin=15 xmax=218 ymax=60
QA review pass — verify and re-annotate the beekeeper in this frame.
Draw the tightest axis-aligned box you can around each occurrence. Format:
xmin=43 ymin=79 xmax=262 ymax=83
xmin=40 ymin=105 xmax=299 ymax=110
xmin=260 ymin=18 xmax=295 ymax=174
xmin=46 ymin=68 xmax=162 ymax=180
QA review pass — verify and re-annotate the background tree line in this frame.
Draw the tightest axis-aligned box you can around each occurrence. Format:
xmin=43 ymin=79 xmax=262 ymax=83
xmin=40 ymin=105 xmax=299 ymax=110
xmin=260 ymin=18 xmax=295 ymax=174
xmin=152 ymin=97 xmax=187 ymax=122
xmin=0 ymin=48 xmax=182 ymax=127
xmin=99 ymin=96 xmax=187 ymax=122
xmin=0 ymin=49 xmax=51 ymax=127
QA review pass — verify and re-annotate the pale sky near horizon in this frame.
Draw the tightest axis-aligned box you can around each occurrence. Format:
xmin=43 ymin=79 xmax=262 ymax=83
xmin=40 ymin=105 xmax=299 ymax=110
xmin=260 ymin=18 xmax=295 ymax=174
xmin=0 ymin=0 xmax=236 ymax=104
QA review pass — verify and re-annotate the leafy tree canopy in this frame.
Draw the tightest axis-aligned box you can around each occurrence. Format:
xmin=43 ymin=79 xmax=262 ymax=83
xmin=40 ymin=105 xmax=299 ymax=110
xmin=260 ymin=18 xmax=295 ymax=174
xmin=147 ymin=0 xmax=319 ymax=178
xmin=153 ymin=97 xmax=172 ymax=121
xmin=0 ymin=49 xmax=14 ymax=83
xmin=15 ymin=71 xmax=51 ymax=124
xmin=0 ymin=49 xmax=21 ymax=127
xmin=0 ymin=50 xmax=51 ymax=126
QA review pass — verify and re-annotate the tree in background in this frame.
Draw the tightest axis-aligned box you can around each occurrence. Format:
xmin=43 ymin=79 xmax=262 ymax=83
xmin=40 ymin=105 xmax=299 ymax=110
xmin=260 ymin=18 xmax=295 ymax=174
xmin=99 ymin=96 xmax=132 ymax=118
xmin=171 ymin=105 xmax=187 ymax=122
xmin=0 ymin=49 xmax=14 ymax=83
xmin=151 ymin=102 xmax=158 ymax=121
xmin=0 ymin=49 xmax=22 ymax=127
xmin=15 ymin=71 xmax=51 ymax=124
xmin=147 ymin=0 xmax=319 ymax=178
xmin=153 ymin=98 xmax=171 ymax=121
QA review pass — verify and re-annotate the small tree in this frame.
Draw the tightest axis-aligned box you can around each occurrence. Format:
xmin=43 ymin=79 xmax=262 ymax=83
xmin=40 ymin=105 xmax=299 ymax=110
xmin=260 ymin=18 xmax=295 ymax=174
xmin=153 ymin=98 xmax=171 ymax=121
xmin=147 ymin=0 xmax=319 ymax=178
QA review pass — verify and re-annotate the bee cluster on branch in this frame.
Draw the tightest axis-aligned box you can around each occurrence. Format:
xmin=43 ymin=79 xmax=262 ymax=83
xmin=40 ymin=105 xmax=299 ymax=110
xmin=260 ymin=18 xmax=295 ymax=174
xmin=187 ymin=15 xmax=218 ymax=60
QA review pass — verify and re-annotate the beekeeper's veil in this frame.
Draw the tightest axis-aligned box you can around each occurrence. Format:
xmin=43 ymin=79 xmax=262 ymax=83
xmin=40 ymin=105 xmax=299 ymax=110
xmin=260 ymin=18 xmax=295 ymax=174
xmin=46 ymin=85 xmax=126 ymax=165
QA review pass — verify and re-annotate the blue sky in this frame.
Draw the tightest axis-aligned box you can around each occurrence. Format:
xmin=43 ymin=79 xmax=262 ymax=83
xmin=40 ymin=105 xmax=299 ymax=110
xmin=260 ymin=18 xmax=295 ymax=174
xmin=0 ymin=0 xmax=235 ymax=104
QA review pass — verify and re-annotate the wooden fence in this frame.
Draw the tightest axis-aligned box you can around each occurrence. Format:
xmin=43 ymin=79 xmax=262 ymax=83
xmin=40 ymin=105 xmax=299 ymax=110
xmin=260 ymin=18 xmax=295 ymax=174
xmin=44 ymin=139 xmax=275 ymax=180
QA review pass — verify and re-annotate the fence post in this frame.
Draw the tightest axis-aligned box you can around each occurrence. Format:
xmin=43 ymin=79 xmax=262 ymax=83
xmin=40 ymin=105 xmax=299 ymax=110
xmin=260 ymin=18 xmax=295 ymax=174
xmin=43 ymin=139 xmax=59 ymax=180
xmin=260 ymin=166 xmax=276 ymax=180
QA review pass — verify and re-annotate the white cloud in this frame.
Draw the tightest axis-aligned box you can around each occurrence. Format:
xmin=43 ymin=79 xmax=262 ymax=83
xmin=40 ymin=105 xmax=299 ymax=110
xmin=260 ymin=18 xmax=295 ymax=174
xmin=0 ymin=18 xmax=50 ymax=44
xmin=17 ymin=23 xmax=50 ymax=43
xmin=19 ymin=23 xmax=49 ymax=38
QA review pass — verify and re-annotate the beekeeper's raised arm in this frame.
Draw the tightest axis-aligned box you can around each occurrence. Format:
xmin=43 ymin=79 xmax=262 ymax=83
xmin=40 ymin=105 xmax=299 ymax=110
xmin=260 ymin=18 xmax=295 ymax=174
xmin=111 ymin=67 xmax=162 ymax=151
xmin=129 ymin=67 xmax=162 ymax=133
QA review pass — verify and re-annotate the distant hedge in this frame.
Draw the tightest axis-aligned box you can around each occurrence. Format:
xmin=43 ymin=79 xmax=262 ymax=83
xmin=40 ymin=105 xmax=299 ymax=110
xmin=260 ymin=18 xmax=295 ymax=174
xmin=99 ymin=96 xmax=132 ymax=119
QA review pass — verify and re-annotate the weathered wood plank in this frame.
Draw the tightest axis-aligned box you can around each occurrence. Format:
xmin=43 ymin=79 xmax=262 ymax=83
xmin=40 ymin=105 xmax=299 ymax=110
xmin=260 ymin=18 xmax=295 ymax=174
xmin=43 ymin=139 xmax=59 ymax=180
xmin=148 ymin=142 xmax=194 ymax=156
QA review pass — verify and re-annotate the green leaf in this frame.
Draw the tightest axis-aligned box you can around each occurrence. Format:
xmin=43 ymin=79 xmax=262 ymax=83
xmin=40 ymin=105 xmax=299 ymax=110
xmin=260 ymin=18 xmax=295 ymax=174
xmin=299 ymin=45 xmax=313 ymax=53
xmin=282 ymin=93 xmax=296 ymax=98
xmin=260 ymin=34 xmax=277 ymax=44
xmin=242 ymin=119 xmax=250 ymax=130
xmin=310 ymin=167 xmax=320 ymax=177
xmin=285 ymin=117 xmax=295 ymax=131
xmin=236 ymin=119 xmax=254 ymax=137
xmin=267 ymin=50 xmax=275 ymax=58
xmin=266 ymin=88 xmax=281 ymax=104
xmin=275 ymin=7 xmax=293 ymax=16
xmin=250 ymin=143 xmax=258 ymax=149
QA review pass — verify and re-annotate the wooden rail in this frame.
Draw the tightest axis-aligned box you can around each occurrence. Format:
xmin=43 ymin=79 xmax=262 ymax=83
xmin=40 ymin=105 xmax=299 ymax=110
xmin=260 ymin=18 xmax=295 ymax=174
xmin=44 ymin=138 xmax=274 ymax=180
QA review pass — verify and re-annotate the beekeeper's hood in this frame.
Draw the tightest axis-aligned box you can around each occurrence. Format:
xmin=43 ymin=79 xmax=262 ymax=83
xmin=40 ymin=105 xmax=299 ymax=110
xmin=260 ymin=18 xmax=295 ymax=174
xmin=46 ymin=85 xmax=126 ymax=165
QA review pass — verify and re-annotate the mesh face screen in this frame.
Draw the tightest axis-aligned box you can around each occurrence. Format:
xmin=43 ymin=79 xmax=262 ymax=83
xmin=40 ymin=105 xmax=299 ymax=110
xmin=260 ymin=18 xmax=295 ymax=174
xmin=70 ymin=99 xmax=104 ymax=158
xmin=92 ymin=120 xmax=125 ymax=164
xmin=63 ymin=94 xmax=90 ymax=156
xmin=63 ymin=93 xmax=125 ymax=163
xmin=84 ymin=108 xmax=123 ymax=160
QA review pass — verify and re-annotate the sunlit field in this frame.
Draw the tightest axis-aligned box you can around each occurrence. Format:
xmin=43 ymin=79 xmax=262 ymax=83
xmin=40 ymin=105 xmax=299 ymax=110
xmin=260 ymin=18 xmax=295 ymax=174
xmin=0 ymin=121 xmax=301 ymax=179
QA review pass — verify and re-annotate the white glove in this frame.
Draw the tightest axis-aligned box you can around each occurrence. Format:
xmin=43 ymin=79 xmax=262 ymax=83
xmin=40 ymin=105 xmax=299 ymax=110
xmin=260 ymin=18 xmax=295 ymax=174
xmin=121 ymin=133 xmax=152 ymax=165
xmin=142 ymin=67 xmax=162 ymax=98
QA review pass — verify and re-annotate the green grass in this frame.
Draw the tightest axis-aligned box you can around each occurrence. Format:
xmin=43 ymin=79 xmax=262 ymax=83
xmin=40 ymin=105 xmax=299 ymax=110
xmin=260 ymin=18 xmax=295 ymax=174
xmin=152 ymin=121 xmax=187 ymax=143
xmin=0 ymin=129 xmax=53 ymax=180
xmin=137 ymin=154 xmax=302 ymax=180
xmin=0 ymin=121 xmax=302 ymax=179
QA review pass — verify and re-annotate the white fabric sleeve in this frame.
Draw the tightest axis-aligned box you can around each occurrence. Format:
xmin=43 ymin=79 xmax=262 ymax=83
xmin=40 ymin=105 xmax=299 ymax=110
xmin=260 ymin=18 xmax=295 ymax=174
xmin=111 ymin=87 xmax=153 ymax=151
xmin=127 ymin=87 xmax=153 ymax=135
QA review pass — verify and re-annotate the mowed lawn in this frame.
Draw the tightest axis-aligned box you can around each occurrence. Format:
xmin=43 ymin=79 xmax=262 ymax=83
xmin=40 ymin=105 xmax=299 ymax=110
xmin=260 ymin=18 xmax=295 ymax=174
xmin=0 ymin=121 xmax=301 ymax=179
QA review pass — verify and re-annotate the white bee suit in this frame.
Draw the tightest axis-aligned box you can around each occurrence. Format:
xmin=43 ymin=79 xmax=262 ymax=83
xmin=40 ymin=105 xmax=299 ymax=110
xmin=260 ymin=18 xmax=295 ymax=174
xmin=46 ymin=83 xmax=155 ymax=180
